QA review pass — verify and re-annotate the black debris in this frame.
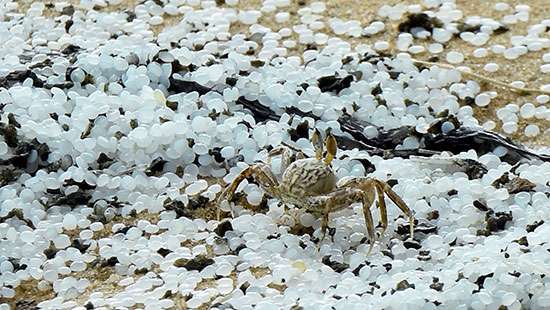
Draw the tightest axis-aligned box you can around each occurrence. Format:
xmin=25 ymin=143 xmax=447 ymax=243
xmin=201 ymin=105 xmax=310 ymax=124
xmin=355 ymin=157 xmax=375 ymax=174
xmin=424 ymin=127 xmax=550 ymax=164
xmin=322 ymin=256 xmax=349 ymax=273
xmin=114 ymin=225 xmax=132 ymax=235
xmin=352 ymin=263 xmax=366 ymax=276
xmin=175 ymin=255 xmax=215 ymax=271
xmin=493 ymin=25 xmax=510 ymax=35
xmin=44 ymin=242 xmax=58 ymax=259
xmin=102 ymin=257 xmax=119 ymax=267
xmin=456 ymin=22 xmax=481 ymax=34
xmin=506 ymin=177 xmax=536 ymax=194
xmin=398 ymin=221 xmax=436 ymax=235
xmin=426 ymin=210 xmax=439 ymax=220
xmin=381 ymin=250 xmax=394 ymax=260
xmin=126 ymin=10 xmax=137 ymax=22
xmin=71 ymin=238 xmax=91 ymax=253
xmin=64 ymin=179 xmax=96 ymax=191
xmin=0 ymin=123 xmax=18 ymax=148
xmin=395 ymin=279 xmax=415 ymax=291
xmin=163 ymin=199 xmax=190 ymax=218
xmin=240 ymin=282 xmax=250 ymax=293
xmin=317 ymin=75 xmax=354 ymax=94
xmin=459 ymin=159 xmax=488 ymax=180
xmin=145 ymin=157 xmax=167 ymax=176
xmin=388 ymin=71 xmax=400 ymax=79
xmin=398 ymin=13 xmax=443 ymax=34
xmin=250 ymin=59 xmax=265 ymax=68
xmin=7 ymin=113 xmax=20 ymax=128
xmin=492 ymin=172 xmax=511 ymax=188
xmin=96 ymin=153 xmax=114 ymax=169
xmin=473 ymin=200 xmax=489 ymax=212
xmin=135 ymin=268 xmax=149 ymax=275
xmin=416 ymin=222 xmax=438 ymax=234
xmin=55 ymin=191 xmax=92 ymax=207
xmin=168 ymin=78 xmax=211 ymax=95
xmin=166 ymin=100 xmax=178 ymax=111
xmin=0 ymin=209 xmax=34 ymax=229
xmin=0 ymin=70 xmax=44 ymax=88
xmin=15 ymin=299 xmax=38 ymax=310
xmin=417 ymin=252 xmax=432 ymax=261
xmin=288 ymin=120 xmax=310 ymax=142
xmin=404 ymin=240 xmax=422 ymax=249
xmin=214 ymin=220 xmax=233 ymax=237
xmin=463 ymin=96 xmax=475 ymax=106
xmin=157 ymin=248 xmax=171 ymax=257
xmin=526 ymin=220 xmax=544 ymax=233
xmin=514 ymin=236 xmax=528 ymax=247
xmin=474 ymin=273 xmax=494 ymax=291
xmin=485 ymin=211 xmax=513 ymax=233
xmin=8 ymin=258 xmax=26 ymax=272
xmin=233 ymin=244 xmax=247 ymax=254
xmin=61 ymin=5 xmax=75 ymax=15
xmin=65 ymin=20 xmax=74 ymax=33
xmin=188 ymin=196 xmax=210 ymax=210
xmin=226 ymin=77 xmax=238 ymax=86
xmin=209 ymin=147 xmax=224 ymax=163
xmin=371 ymin=84 xmax=382 ymax=96
xmin=430 ymin=280 xmax=444 ymax=292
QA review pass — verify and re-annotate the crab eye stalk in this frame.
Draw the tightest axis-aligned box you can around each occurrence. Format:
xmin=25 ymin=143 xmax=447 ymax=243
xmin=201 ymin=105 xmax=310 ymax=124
xmin=324 ymin=129 xmax=337 ymax=165
xmin=312 ymin=128 xmax=323 ymax=160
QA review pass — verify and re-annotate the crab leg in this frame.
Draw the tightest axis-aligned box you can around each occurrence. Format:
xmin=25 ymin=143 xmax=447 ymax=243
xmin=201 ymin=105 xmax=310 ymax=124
xmin=338 ymin=178 xmax=415 ymax=239
xmin=337 ymin=179 xmax=382 ymax=231
xmin=360 ymin=191 xmax=377 ymax=254
xmin=374 ymin=182 xmax=388 ymax=235
xmin=308 ymin=188 xmax=377 ymax=253
xmin=374 ymin=180 xmax=415 ymax=239
xmin=319 ymin=202 xmax=331 ymax=242
xmin=267 ymin=146 xmax=294 ymax=173
xmin=217 ymin=163 xmax=280 ymax=220
xmin=311 ymin=128 xmax=324 ymax=160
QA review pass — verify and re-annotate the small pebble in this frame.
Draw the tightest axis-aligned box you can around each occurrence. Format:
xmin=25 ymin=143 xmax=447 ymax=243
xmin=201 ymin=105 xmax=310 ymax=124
xmin=494 ymin=2 xmax=510 ymax=11
xmin=483 ymin=63 xmax=499 ymax=72
xmin=446 ymin=51 xmax=464 ymax=64
xmin=475 ymin=93 xmax=491 ymax=107
xmin=524 ymin=124 xmax=540 ymax=137
xmin=472 ymin=48 xmax=488 ymax=58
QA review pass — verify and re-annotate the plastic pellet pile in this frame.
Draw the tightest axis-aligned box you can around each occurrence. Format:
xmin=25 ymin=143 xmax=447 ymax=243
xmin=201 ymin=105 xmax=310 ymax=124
xmin=0 ymin=0 xmax=549 ymax=309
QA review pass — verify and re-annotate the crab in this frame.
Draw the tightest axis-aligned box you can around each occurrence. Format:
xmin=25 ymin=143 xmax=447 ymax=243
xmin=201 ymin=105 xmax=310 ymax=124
xmin=217 ymin=129 xmax=415 ymax=252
